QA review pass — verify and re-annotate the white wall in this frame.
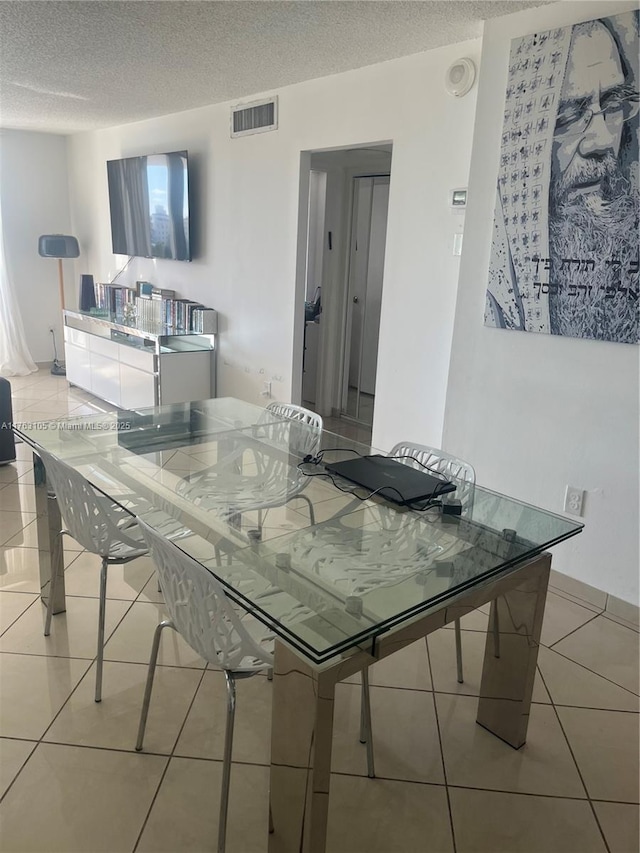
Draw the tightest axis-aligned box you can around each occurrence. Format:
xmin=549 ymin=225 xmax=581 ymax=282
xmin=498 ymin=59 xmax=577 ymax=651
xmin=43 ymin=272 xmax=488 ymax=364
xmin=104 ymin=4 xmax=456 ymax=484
xmin=444 ymin=1 xmax=639 ymax=604
xmin=0 ymin=130 xmax=73 ymax=362
xmin=66 ymin=41 xmax=480 ymax=444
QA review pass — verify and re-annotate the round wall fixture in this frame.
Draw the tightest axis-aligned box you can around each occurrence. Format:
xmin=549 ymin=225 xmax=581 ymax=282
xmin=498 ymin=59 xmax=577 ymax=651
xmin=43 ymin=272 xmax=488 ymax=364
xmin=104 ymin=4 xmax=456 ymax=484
xmin=445 ymin=58 xmax=476 ymax=97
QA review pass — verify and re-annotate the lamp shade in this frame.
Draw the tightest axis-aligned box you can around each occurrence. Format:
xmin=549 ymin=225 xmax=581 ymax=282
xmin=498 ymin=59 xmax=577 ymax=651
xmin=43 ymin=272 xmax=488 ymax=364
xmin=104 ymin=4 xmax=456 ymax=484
xmin=38 ymin=235 xmax=80 ymax=259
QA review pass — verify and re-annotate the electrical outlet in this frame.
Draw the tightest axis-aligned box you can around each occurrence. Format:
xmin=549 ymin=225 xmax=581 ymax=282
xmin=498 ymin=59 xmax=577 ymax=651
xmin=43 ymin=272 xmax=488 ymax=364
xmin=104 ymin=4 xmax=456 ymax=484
xmin=564 ymin=486 xmax=585 ymax=517
xmin=261 ymin=381 xmax=272 ymax=398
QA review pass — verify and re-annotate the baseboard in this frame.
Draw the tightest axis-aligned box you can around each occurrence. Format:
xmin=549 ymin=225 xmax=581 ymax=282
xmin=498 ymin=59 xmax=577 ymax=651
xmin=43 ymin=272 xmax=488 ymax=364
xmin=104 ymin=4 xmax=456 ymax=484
xmin=605 ymin=594 xmax=640 ymax=629
xmin=549 ymin=570 xmax=607 ymax=610
xmin=550 ymin=569 xmax=639 ymax=629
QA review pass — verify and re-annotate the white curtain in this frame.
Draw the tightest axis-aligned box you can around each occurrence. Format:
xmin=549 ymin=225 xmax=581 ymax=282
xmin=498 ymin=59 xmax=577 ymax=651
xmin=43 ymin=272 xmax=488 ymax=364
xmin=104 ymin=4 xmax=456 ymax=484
xmin=0 ymin=201 xmax=37 ymax=376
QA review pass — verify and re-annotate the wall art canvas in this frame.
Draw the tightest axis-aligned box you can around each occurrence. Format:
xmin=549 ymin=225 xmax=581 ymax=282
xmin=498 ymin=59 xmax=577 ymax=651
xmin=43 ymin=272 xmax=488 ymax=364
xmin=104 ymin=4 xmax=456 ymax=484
xmin=485 ymin=11 xmax=639 ymax=344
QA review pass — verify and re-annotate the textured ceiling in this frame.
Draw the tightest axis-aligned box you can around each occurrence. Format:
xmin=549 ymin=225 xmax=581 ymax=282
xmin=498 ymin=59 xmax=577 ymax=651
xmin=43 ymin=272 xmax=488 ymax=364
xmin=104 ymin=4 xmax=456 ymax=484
xmin=0 ymin=1 xmax=550 ymax=135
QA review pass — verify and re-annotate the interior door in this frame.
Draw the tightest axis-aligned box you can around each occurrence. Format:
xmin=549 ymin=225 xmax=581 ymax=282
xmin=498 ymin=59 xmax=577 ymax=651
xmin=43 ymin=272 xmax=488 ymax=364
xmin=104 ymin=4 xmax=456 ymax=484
xmin=342 ymin=174 xmax=390 ymax=423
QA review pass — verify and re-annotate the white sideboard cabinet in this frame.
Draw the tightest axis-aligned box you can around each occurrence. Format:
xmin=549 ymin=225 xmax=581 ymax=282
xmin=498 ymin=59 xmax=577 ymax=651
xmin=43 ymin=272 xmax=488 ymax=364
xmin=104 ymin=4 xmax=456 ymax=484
xmin=63 ymin=310 xmax=217 ymax=409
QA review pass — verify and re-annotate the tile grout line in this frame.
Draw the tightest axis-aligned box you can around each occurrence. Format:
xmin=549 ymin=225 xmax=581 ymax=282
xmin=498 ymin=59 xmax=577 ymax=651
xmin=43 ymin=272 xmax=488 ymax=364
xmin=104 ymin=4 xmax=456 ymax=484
xmin=443 ymin=781 xmax=640 ymax=805
xmin=1 ymin=516 xmax=39 ymax=548
xmin=0 ymin=739 xmax=38 ymax=803
xmin=132 ymin=661 xmax=209 ymax=852
xmin=0 ymin=654 xmax=93 ymax=807
xmin=0 ymin=648 xmax=210 ymax=676
xmin=1 ymin=568 xmax=176 ymax=813
xmin=547 ymin=610 xmax=603 ymax=650
xmin=0 ymin=593 xmax=41 ymax=638
xmin=536 ymin=663 xmax=612 ymax=853
xmin=424 ymin=634 xmax=458 ymax=853
xmin=543 ymin=645 xmax=640 ymax=699
xmin=336 ymin=675 xmax=639 ymax=715
xmin=2 ymin=731 xmax=636 ymax=808
xmin=132 ymin=536 xmax=208 ymax=853
xmin=547 ymin=586 xmax=606 ymax=614
xmin=12 ymin=589 xmax=140 ymax=753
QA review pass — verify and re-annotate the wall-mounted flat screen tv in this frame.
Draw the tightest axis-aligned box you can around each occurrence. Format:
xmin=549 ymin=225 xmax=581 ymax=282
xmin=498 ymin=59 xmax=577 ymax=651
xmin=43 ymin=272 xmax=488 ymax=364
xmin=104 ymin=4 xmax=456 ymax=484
xmin=107 ymin=150 xmax=191 ymax=261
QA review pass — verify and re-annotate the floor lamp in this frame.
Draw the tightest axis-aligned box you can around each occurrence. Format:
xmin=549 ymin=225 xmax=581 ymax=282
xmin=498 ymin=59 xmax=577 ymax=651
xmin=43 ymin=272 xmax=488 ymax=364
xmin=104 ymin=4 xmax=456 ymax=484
xmin=38 ymin=234 xmax=80 ymax=376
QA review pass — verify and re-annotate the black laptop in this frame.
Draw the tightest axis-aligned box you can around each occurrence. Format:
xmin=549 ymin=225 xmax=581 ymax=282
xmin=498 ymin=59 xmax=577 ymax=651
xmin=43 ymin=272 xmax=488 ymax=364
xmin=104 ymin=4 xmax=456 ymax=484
xmin=324 ymin=455 xmax=456 ymax=507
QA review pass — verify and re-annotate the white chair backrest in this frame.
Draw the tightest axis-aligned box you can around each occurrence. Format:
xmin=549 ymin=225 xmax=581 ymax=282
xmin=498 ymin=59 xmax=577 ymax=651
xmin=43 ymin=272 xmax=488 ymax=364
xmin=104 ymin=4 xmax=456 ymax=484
xmin=264 ymin=402 xmax=323 ymax=459
xmin=390 ymin=441 xmax=476 ymax=514
xmin=38 ymin=448 xmax=144 ymax=556
xmin=138 ymin=519 xmax=273 ymax=671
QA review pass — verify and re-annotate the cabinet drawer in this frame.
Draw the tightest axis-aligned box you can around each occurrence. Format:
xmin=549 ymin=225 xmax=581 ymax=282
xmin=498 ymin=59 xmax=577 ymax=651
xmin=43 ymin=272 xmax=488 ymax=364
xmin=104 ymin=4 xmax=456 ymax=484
xmin=64 ymin=342 xmax=91 ymax=391
xmin=64 ymin=327 xmax=89 ymax=349
xmin=90 ymin=352 xmax=121 ymax=407
xmin=119 ymin=363 xmax=156 ymax=409
xmin=119 ymin=345 xmax=155 ymax=373
xmin=89 ymin=336 xmax=120 ymax=361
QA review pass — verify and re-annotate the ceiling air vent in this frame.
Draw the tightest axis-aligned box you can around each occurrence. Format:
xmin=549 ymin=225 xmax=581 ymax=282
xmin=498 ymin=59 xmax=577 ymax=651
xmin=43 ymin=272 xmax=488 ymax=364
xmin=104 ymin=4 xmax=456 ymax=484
xmin=231 ymin=96 xmax=278 ymax=138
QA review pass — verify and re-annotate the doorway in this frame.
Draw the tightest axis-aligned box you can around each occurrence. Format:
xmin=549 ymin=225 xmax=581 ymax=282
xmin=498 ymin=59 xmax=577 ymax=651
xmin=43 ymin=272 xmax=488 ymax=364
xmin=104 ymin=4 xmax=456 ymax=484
xmin=295 ymin=144 xmax=392 ymax=442
xmin=342 ymin=174 xmax=390 ymax=426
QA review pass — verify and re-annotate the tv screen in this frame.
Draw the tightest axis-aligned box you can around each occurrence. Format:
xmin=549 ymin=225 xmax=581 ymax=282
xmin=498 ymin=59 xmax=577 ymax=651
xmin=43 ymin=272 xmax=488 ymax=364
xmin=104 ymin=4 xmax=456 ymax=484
xmin=107 ymin=150 xmax=191 ymax=261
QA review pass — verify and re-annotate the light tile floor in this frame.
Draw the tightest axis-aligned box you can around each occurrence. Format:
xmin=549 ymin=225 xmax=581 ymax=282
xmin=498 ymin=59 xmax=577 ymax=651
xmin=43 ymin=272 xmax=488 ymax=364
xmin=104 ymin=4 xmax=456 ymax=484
xmin=0 ymin=370 xmax=638 ymax=852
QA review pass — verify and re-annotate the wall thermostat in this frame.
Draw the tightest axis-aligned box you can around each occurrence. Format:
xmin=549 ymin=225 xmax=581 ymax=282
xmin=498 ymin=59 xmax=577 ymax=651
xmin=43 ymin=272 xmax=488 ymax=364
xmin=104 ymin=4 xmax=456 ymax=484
xmin=451 ymin=188 xmax=468 ymax=210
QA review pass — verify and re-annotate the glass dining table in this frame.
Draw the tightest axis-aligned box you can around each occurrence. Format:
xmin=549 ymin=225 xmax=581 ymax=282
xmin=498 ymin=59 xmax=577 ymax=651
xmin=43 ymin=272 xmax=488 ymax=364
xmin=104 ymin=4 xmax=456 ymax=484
xmin=15 ymin=397 xmax=583 ymax=853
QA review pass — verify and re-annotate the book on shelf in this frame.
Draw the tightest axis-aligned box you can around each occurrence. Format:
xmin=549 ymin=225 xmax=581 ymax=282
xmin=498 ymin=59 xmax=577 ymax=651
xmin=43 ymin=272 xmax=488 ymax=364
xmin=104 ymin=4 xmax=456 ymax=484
xmin=92 ymin=281 xmax=216 ymax=335
xmin=191 ymin=307 xmax=218 ymax=334
xmin=136 ymin=281 xmax=154 ymax=298
xmin=93 ymin=283 xmax=135 ymax=316
xmin=187 ymin=303 xmax=205 ymax=331
xmin=173 ymin=299 xmax=195 ymax=331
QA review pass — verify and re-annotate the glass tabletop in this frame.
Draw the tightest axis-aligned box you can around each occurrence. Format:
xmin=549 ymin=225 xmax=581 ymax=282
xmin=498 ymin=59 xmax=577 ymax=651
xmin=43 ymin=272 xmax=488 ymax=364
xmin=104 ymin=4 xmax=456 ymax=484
xmin=15 ymin=398 xmax=584 ymax=665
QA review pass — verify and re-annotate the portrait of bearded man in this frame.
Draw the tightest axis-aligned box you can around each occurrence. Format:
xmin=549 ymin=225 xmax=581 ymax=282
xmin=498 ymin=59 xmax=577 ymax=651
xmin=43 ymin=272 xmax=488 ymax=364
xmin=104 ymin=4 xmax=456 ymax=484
xmin=486 ymin=10 xmax=639 ymax=344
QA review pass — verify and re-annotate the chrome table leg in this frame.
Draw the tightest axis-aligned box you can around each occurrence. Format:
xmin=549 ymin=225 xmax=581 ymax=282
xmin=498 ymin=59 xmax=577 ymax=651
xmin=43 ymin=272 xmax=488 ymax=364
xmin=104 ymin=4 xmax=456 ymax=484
xmin=34 ymin=453 xmax=66 ymax=615
xmin=454 ymin=617 xmax=464 ymax=683
xmin=269 ymin=641 xmax=336 ymax=853
xmin=476 ymin=553 xmax=550 ymax=748
xmin=360 ymin=667 xmax=375 ymax=778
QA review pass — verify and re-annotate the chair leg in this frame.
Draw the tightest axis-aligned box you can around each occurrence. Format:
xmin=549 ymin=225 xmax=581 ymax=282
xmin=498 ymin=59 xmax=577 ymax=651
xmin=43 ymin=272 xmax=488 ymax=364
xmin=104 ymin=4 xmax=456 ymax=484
xmin=299 ymin=495 xmax=315 ymax=526
xmin=454 ymin=618 xmax=464 ymax=684
xmin=136 ymin=619 xmax=174 ymax=750
xmin=43 ymin=532 xmax=63 ymax=637
xmin=95 ymin=558 xmax=109 ymax=702
xmin=218 ymin=671 xmax=237 ymax=853
xmin=360 ymin=668 xmax=375 ymax=779
xmin=493 ymin=599 xmax=501 ymax=659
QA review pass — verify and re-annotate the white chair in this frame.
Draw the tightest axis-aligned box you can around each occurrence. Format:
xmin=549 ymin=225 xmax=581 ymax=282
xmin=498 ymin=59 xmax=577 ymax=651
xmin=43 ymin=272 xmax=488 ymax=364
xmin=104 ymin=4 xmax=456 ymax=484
xmin=357 ymin=443 xmax=479 ymax=776
xmin=134 ymin=520 xmax=278 ymax=853
xmin=38 ymin=448 xmax=148 ymax=702
xmin=286 ymin=441 xmax=477 ymax=778
xmin=262 ymin=401 xmax=323 ymax=524
xmin=388 ymin=441 xmax=477 ymax=684
xmin=178 ymin=401 xmax=322 ymax=533
xmin=135 ymin=516 xmax=376 ymax=852
xmin=265 ymin=400 xmax=322 ymax=430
